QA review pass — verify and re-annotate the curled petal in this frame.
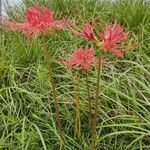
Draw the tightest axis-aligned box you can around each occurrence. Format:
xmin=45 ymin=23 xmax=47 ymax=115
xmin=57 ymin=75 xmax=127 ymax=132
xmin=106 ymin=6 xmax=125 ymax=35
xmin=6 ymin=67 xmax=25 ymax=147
xmin=71 ymin=19 xmax=95 ymax=41
xmin=98 ymin=32 xmax=105 ymax=41
xmin=110 ymin=48 xmax=124 ymax=58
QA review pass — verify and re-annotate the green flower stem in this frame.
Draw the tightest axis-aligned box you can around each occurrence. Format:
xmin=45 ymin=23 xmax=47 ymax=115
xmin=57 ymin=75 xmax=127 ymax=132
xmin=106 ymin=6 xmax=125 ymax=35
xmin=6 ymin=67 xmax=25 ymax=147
xmin=74 ymin=73 xmax=81 ymax=137
xmin=42 ymin=34 xmax=64 ymax=149
xmin=85 ymin=71 xmax=93 ymax=137
xmin=91 ymin=51 xmax=102 ymax=150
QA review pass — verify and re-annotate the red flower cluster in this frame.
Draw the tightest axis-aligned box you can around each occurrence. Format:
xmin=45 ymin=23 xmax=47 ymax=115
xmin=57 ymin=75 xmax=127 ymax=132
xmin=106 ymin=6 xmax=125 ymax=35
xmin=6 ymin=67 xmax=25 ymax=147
xmin=66 ymin=48 xmax=96 ymax=70
xmin=76 ymin=21 xmax=128 ymax=58
xmin=99 ymin=23 xmax=128 ymax=58
xmin=1 ymin=4 xmax=129 ymax=71
xmin=76 ymin=22 xmax=95 ymax=41
xmin=2 ymin=4 xmax=69 ymax=43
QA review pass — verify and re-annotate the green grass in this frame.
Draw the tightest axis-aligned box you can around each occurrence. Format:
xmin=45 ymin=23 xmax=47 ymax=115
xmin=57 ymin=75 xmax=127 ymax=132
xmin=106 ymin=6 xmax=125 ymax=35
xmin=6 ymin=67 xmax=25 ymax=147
xmin=0 ymin=0 xmax=150 ymax=149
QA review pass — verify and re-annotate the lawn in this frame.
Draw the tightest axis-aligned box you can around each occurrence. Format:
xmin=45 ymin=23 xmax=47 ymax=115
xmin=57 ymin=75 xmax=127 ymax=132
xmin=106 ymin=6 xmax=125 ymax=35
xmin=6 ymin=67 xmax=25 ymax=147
xmin=0 ymin=0 xmax=150 ymax=150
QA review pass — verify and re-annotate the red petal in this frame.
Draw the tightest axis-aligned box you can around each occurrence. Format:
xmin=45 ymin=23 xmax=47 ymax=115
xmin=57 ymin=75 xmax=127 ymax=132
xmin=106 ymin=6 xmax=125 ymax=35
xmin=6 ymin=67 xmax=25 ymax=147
xmin=110 ymin=48 xmax=124 ymax=58
xmin=98 ymin=32 xmax=105 ymax=41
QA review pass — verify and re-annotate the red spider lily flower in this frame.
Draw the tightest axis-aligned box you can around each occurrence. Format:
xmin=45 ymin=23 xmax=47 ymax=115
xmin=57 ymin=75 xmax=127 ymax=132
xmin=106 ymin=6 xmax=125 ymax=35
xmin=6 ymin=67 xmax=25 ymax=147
xmin=73 ymin=17 xmax=101 ymax=41
xmin=1 ymin=4 xmax=69 ymax=44
xmin=66 ymin=48 xmax=96 ymax=70
xmin=73 ymin=21 xmax=95 ymax=41
xmin=79 ymin=22 xmax=95 ymax=40
xmin=98 ymin=23 xmax=128 ymax=58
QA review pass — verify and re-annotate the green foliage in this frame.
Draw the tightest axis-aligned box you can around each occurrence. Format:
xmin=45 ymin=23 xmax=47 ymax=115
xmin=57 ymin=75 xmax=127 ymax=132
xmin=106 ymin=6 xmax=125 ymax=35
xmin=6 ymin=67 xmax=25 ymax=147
xmin=0 ymin=0 xmax=150 ymax=149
